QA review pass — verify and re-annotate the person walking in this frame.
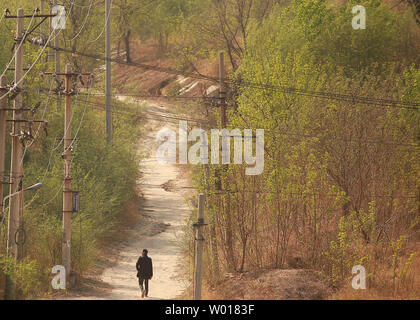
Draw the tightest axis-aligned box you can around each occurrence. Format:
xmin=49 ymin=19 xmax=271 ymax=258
xmin=136 ymin=249 xmax=153 ymax=298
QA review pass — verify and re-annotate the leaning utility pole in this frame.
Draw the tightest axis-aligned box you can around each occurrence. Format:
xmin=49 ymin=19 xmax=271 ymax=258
xmin=0 ymin=76 xmax=7 ymax=214
xmin=62 ymin=64 xmax=73 ymax=280
xmin=193 ymin=194 xmax=206 ymax=300
xmin=105 ymin=0 xmax=113 ymax=143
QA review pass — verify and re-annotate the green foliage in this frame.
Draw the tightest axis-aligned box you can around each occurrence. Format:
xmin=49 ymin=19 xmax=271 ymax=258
xmin=0 ymin=0 xmax=146 ymax=299
xmin=0 ymin=89 xmax=142 ymax=297
xmin=193 ymin=0 xmax=420 ymax=290
xmin=120 ymin=0 xmax=194 ymax=53
xmin=391 ymin=236 xmax=407 ymax=281
xmin=19 ymin=97 xmax=142 ymax=279
xmin=0 ymin=255 xmax=46 ymax=299
xmin=399 ymin=252 xmax=417 ymax=282
xmin=324 ymin=205 xmax=376 ymax=285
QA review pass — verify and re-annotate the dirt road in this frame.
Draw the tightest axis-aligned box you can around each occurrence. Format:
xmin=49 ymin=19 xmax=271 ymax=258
xmin=67 ymin=101 xmax=192 ymax=300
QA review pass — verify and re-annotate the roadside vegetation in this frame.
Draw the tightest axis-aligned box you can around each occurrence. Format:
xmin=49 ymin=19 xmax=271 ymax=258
xmin=0 ymin=1 xmax=143 ymax=298
xmin=0 ymin=0 xmax=419 ymax=299
xmin=161 ymin=0 xmax=420 ymax=299
xmin=0 ymin=92 xmax=142 ymax=298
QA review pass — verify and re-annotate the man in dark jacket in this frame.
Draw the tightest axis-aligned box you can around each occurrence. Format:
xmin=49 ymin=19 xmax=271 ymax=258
xmin=136 ymin=249 xmax=153 ymax=298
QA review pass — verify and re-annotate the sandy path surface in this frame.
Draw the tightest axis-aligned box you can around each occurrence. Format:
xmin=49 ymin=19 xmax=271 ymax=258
xmin=67 ymin=100 xmax=192 ymax=300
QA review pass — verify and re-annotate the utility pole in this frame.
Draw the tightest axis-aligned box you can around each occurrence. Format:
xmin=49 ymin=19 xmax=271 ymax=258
xmin=8 ymin=8 xmax=25 ymax=262
xmin=62 ymin=64 xmax=73 ymax=281
xmin=43 ymin=67 xmax=93 ymax=284
xmin=193 ymin=194 xmax=206 ymax=300
xmin=0 ymin=76 xmax=7 ymax=216
xmin=1 ymin=75 xmax=10 ymax=300
xmin=105 ymin=0 xmax=113 ymax=143
xmin=6 ymin=8 xmax=25 ymax=300
xmin=2 ymin=8 xmax=56 ymax=299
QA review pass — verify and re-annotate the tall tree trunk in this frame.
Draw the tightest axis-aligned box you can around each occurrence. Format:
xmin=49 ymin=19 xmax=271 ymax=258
xmin=210 ymin=210 xmax=220 ymax=283
xmin=225 ymin=193 xmax=236 ymax=272
xmin=124 ymin=30 xmax=131 ymax=63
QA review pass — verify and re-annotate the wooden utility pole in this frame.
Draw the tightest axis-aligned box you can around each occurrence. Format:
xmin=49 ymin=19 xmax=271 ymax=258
xmin=193 ymin=194 xmax=206 ymax=300
xmin=62 ymin=64 xmax=73 ymax=280
xmin=0 ymin=76 xmax=7 ymax=214
xmin=105 ymin=0 xmax=113 ymax=143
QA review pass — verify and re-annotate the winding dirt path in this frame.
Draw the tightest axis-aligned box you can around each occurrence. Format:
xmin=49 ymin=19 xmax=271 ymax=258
xmin=67 ymin=101 xmax=192 ymax=300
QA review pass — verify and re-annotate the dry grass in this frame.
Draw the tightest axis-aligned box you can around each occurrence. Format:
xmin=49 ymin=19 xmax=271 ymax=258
xmin=330 ymin=244 xmax=420 ymax=300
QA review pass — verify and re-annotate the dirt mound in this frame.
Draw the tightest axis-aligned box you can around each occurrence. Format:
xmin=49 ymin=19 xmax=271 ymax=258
xmin=113 ymin=40 xmax=218 ymax=97
xmin=210 ymin=269 xmax=331 ymax=300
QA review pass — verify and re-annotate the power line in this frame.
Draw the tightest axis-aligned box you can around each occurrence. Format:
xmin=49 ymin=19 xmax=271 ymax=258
xmin=19 ymin=76 xmax=55 ymax=166
xmin=72 ymin=0 xmax=103 ymax=8
xmin=87 ymin=93 xmax=218 ymax=100
xmin=205 ymin=189 xmax=418 ymax=199
xmin=48 ymin=0 xmax=76 ymax=44
xmin=65 ymin=0 xmax=94 ymax=42
xmin=23 ymin=87 xmax=84 ymax=207
xmin=0 ymin=10 xmax=37 ymax=79
xmin=87 ymin=99 xmax=209 ymax=125
xmin=23 ymin=90 xmax=83 ymax=208
xmin=52 ymin=90 xmax=81 ymax=152
xmin=0 ymin=9 xmax=6 ymax=24
xmin=88 ymin=101 xmax=203 ymax=126
xmin=64 ymin=87 xmax=92 ymax=153
xmin=0 ymin=1 xmax=77 ymax=95
xmin=26 ymin=39 xmax=223 ymax=81
xmin=86 ymin=99 xmax=419 ymax=149
xmin=16 ymin=89 xmax=83 ymax=215
xmin=27 ymin=39 xmax=420 ymax=109
xmin=25 ymin=90 xmax=87 ymax=209
xmin=231 ymin=80 xmax=419 ymax=109
xmin=0 ymin=7 xmax=72 ymax=101
xmin=88 ymin=0 xmax=113 ymax=43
